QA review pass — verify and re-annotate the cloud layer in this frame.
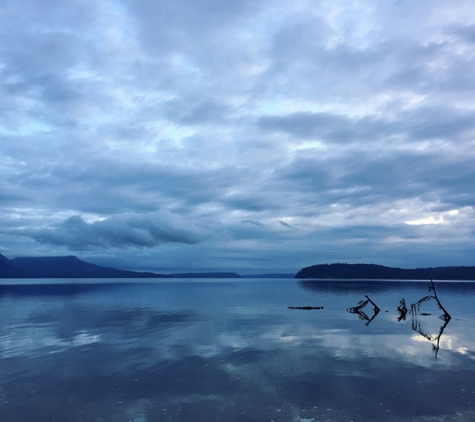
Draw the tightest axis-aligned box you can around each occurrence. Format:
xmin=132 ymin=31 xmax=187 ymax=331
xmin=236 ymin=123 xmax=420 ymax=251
xmin=1 ymin=0 xmax=475 ymax=272
xmin=31 ymin=210 xmax=204 ymax=249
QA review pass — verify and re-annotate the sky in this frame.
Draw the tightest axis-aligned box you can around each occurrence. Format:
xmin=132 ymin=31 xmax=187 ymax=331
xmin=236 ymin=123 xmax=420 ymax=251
xmin=1 ymin=0 xmax=475 ymax=274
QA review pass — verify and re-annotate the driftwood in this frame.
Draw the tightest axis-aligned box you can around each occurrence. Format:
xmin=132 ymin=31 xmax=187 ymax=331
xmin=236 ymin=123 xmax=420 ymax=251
xmin=410 ymin=279 xmax=452 ymax=357
xmin=397 ymin=298 xmax=408 ymax=321
xmin=293 ymin=279 xmax=452 ymax=357
xmin=288 ymin=306 xmax=324 ymax=310
xmin=411 ymin=279 xmax=451 ymax=321
xmin=346 ymin=295 xmax=380 ymax=325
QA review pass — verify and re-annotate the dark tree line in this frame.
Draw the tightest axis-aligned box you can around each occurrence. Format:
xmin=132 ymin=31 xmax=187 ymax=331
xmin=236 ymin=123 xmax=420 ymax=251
xmin=295 ymin=263 xmax=475 ymax=280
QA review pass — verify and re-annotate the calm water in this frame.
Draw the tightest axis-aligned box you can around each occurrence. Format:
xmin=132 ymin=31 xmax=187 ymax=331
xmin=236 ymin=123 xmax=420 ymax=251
xmin=1 ymin=279 xmax=475 ymax=422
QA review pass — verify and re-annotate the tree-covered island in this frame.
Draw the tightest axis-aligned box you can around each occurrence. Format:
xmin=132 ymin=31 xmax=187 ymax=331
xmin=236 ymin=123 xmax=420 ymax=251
xmin=295 ymin=263 xmax=475 ymax=280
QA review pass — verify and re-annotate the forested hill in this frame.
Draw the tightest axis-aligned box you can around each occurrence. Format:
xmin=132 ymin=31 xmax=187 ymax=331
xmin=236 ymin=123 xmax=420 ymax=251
xmin=295 ymin=263 xmax=475 ymax=280
xmin=0 ymin=254 xmax=171 ymax=278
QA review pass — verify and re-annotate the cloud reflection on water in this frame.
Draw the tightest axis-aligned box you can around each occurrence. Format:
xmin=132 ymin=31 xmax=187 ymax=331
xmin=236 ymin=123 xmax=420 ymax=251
xmin=1 ymin=280 xmax=475 ymax=421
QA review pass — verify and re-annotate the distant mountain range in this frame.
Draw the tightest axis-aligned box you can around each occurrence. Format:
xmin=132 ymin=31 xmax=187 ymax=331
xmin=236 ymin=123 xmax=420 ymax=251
xmin=3 ymin=253 xmax=475 ymax=280
xmin=0 ymin=253 xmax=289 ymax=279
xmin=295 ymin=263 xmax=475 ymax=280
xmin=0 ymin=253 xmax=170 ymax=278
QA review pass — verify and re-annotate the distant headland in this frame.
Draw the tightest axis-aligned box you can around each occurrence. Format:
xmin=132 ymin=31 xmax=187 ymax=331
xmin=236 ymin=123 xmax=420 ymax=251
xmin=0 ymin=254 xmax=171 ymax=279
xmin=0 ymin=253 xmax=250 ymax=279
xmin=295 ymin=263 xmax=475 ymax=280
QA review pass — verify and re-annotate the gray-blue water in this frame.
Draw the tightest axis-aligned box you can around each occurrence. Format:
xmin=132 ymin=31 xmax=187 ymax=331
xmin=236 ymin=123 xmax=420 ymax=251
xmin=1 ymin=279 xmax=475 ymax=422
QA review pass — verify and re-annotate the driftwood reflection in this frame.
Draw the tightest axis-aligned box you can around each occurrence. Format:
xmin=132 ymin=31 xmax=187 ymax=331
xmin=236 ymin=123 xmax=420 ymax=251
xmin=346 ymin=295 xmax=380 ymax=325
xmin=410 ymin=279 xmax=452 ymax=358
xmin=412 ymin=313 xmax=451 ymax=358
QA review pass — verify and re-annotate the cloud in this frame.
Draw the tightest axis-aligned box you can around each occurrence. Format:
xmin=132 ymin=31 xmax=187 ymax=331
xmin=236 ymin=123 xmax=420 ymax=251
xmin=31 ymin=210 xmax=204 ymax=250
xmin=241 ymin=220 xmax=263 ymax=226
xmin=1 ymin=0 xmax=475 ymax=271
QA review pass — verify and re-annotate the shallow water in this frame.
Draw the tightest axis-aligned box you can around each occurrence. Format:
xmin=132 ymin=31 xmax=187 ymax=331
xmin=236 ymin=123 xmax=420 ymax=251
xmin=1 ymin=279 xmax=475 ymax=421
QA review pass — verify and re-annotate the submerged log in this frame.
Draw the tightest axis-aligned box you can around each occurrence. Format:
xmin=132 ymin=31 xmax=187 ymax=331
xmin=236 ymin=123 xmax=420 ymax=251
xmin=288 ymin=306 xmax=324 ymax=310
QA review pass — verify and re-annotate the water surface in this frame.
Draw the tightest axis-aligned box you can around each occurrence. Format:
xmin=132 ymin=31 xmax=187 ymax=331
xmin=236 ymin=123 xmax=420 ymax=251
xmin=1 ymin=279 xmax=475 ymax=421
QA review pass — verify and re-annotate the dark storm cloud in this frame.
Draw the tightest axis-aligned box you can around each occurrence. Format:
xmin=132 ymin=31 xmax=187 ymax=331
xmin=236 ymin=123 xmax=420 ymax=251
xmin=4 ymin=148 xmax=250 ymax=214
xmin=274 ymin=146 xmax=475 ymax=210
xmin=257 ymin=105 xmax=475 ymax=143
xmin=242 ymin=220 xmax=263 ymax=226
xmin=279 ymin=220 xmax=294 ymax=229
xmin=31 ymin=210 xmax=204 ymax=250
